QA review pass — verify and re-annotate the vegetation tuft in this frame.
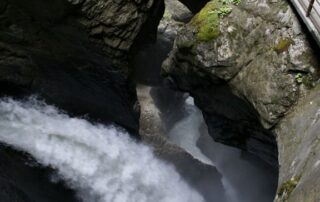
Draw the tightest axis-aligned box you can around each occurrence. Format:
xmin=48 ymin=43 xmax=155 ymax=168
xmin=191 ymin=0 xmax=241 ymax=42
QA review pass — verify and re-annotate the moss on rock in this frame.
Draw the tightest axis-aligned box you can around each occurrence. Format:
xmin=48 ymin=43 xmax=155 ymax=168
xmin=277 ymin=176 xmax=301 ymax=201
xmin=190 ymin=0 xmax=241 ymax=42
xmin=191 ymin=1 xmax=221 ymax=42
xmin=273 ymin=38 xmax=293 ymax=54
xmin=302 ymin=74 xmax=315 ymax=89
xmin=295 ymin=73 xmax=315 ymax=88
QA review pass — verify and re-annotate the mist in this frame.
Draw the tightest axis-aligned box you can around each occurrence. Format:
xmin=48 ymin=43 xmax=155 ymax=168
xmin=151 ymin=88 xmax=278 ymax=202
xmin=0 ymin=97 xmax=204 ymax=202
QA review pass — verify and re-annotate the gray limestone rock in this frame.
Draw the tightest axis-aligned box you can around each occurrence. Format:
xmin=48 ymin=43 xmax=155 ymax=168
xmin=161 ymin=1 xmax=320 ymax=198
xmin=163 ymin=0 xmax=318 ymax=128
xmin=275 ymin=85 xmax=320 ymax=202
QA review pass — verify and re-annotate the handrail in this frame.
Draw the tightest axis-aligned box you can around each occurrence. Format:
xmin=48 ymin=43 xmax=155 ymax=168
xmin=307 ymin=0 xmax=315 ymax=17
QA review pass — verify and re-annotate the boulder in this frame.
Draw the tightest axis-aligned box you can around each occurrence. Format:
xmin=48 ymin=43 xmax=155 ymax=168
xmin=132 ymin=0 xmax=192 ymax=85
xmin=137 ymin=85 xmax=227 ymax=202
xmin=68 ymin=0 xmax=162 ymax=69
xmin=0 ymin=0 xmax=166 ymax=133
xmin=162 ymin=0 xmax=320 ymax=200
xmin=162 ymin=0 xmax=318 ymax=165
xmin=275 ymin=85 xmax=320 ymax=202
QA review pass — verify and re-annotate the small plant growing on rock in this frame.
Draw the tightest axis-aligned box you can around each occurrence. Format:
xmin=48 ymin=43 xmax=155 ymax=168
xmin=217 ymin=6 xmax=233 ymax=17
xmin=273 ymin=38 xmax=293 ymax=54
xmin=277 ymin=176 xmax=301 ymax=201
xmin=232 ymin=0 xmax=241 ymax=5
xmin=295 ymin=73 xmax=303 ymax=84
xmin=220 ymin=0 xmax=241 ymax=5
xmin=294 ymin=73 xmax=314 ymax=88
xmin=191 ymin=0 xmax=242 ymax=42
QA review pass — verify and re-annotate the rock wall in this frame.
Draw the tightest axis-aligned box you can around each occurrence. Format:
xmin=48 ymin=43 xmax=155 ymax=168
xmin=0 ymin=0 xmax=165 ymax=133
xmin=134 ymin=3 xmax=228 ymax=201
xmin=132 ymin=0 xmax=192 ymax=85
xmin=162 ymin=0 xmax=319 ymax=200
xmin=0 ymin=145 xmax=78 ymax=202
xmin=0 ymin=1 xmax=161 ymax=200
xmin=68 ymin=0 xmax=162 ymax=69
xmin=137 ymin=85 xmax=227 ymax=202
xmin=275 ymin=85 xmax=320 ymax=202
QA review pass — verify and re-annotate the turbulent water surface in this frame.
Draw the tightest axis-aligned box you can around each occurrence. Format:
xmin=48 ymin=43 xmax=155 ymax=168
xmin=167 ymin=96 xmax=277 ymax=202
xmin=0 ymin=97 xmax=204 ymax=202
xmin=168 ymin=97 xmax=213 ymax=166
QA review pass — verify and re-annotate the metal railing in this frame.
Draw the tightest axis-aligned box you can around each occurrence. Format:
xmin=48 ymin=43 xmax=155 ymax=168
xmin=307 ymin=0 xmax=316 ymax=16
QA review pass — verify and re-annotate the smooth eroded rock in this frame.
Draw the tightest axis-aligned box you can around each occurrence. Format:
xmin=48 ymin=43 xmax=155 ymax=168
xmin=162 ymin=0 xmax=319 ymax=166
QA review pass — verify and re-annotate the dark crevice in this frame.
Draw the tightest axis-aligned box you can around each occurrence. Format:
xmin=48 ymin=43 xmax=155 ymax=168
xmin=178 ymin=0 xmax=210 ymax=13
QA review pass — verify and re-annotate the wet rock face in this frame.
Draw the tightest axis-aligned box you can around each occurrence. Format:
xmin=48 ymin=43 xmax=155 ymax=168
xmin=0 ymin=0 xmax=156 ymax=200
xmin=192 ymin=86 xmax=278 ymax=166
xmin=162 ymin=0 xmax=319 ymax=166
xmin=162 ymin=0 xmax=320 ymax=200
xmin=275 ymin=85 xmax=320 ymax=202
xmin=137 ymin=85 xmax=227 ymax=202
xmin=0 ymin=182 xmax=32 ymax=202
xmin=132 ymin=0 xmax=192 ymax=85
xmin=68 ymin=0 xmax=160 ymax=69
xmin=0 ymin=145 xmax=78 ymax=202
xmin=0 ymin=0 xmax=165 ymax=133
xmin=164 ymin=0 xmax=193 ymax=23
xmin=163 ymin=0 xmax=318 ymax=128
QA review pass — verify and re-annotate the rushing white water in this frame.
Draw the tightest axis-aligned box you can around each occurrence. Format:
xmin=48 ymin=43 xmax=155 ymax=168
xmin=167 ymin=96 xmax=277 ymax=202
xmin=168 ymin=97 xmax=213 ymax=166
xmin=0 ymin=97 xmax=204 ymax=202
xmin=168 ymin=96 xmax=238 ymax=202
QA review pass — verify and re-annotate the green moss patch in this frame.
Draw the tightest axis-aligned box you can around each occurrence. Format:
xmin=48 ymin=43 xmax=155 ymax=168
xmin=273 ymin=38 xmax=293 ymax=54
xmin=217 ymin=6 xmax=233 ymax=17
xmin=191 ymin=0 xmax=241 ymax=42
xmin=295 ymin=73 xmax=315 ymax=88
xmin=191 ymin=1 xmax=220 ymax=42
xmin=277 ymin=176 xmax=301 ymax=201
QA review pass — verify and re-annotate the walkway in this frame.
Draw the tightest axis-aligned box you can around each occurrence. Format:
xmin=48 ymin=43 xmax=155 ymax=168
xmin=290 ymin=0 xmax=320 ymax=46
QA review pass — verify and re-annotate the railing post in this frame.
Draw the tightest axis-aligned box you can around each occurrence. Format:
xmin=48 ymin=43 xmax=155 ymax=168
xmin=307 ymin=0 xmax=315 ymax=17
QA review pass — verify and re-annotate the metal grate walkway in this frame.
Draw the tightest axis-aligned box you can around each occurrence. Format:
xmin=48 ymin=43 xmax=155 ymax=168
xmin=290 ymin=0 xmax=320 ymax=46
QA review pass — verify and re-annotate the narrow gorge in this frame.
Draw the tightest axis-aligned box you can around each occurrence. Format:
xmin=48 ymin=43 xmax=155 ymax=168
xmin=0 ymin=0 xmax=319 ymax=202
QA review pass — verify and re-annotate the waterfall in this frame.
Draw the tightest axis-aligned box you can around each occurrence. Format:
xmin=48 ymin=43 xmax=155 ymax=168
xmin=0 ymin=97 xmax=204 ymax=202
xmin=168 ymin=96 xmax=238 ymax=202
xmin=168 ymin=97 xmax=214 ymax=166
xmin=167 ymin=96 xmax=277 ymax=202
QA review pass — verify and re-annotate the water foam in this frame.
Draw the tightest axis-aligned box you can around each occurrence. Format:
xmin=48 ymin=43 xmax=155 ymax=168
xmin=168 ymin=96 xmax=238 ymax=202
xmin=0 ymin=97 xmax=204 ymax=202
xmin=169 ymin=96 xmax=277 ymax=202
xmin=168 ymin=97 xmax=213 ymax=165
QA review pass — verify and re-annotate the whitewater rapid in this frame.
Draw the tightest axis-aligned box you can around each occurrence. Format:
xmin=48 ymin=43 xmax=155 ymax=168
xmin=0 ymin=97 xmax=204 ymax=202
xmin=168 ymin=97 xmax=213 ymax=165
xmin=167 ymin=96 xmax=277 ymax=202
xmin=168 ymin=97 xmax=238 ymax=202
